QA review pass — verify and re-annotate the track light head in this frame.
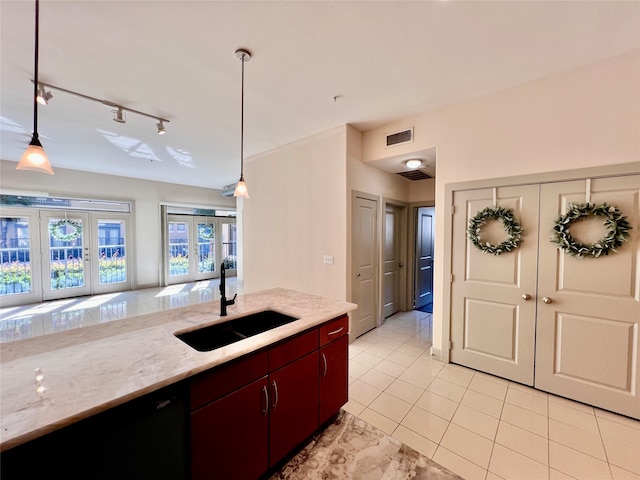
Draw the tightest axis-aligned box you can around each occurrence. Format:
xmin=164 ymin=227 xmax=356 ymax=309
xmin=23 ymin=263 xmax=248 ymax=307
xmin=113 ymin=107 xmax=126 ymax=123
xmin=156 ymin=120 xmax=166 ymax=135
xmin=36 ymin=84 xmax=52 ymax=105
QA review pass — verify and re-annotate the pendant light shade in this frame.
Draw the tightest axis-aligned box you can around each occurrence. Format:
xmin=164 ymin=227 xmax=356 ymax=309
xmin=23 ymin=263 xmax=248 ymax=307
xmin=17 ymin=0 xmax=53 ymax=175
xmin=17 ymin=134 xmax=53 ymax=174
xmin=233 ymin=48 xmax=251 ymax=199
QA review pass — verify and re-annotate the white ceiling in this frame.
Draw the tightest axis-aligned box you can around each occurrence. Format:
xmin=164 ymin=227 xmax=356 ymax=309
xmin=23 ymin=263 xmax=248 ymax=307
xmin=1 ymin=1 xmax=638 ymax=189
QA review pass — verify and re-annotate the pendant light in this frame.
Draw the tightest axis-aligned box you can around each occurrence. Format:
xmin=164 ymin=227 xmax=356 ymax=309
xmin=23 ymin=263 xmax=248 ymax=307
xmin=17 ymin=0 xmax=54 ymax=175
xmin=233 ymin=48 xmax=251 ymax=198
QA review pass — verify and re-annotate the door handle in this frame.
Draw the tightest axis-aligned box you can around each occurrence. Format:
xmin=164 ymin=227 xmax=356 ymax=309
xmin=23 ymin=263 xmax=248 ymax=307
xmin=321 ymin=353 xmax=328 ymax=377
xmin=542 ymin=297 xmax=553 ymax=304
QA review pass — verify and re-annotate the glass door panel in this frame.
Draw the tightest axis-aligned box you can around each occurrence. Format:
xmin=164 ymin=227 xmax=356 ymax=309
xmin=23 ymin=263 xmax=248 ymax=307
xmin=0 ymin=209 xmax=42 ymax=306
xmin=196 ymin=220 xmax=216 ymax=280
xmin=93 ymin=214 xmax=131 ymax=294
xmin=41 ymin=211 xmax=91 ymax=300
xmin=168 ymin=216 xmax=192 ymax=284
xmin=221 ymin=221 xmax=237 ymax=276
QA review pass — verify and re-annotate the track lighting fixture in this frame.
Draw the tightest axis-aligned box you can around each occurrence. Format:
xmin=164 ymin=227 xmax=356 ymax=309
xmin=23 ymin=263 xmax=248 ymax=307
xmin=36 ymin=83 xmax=53 ymax=105
xmin=30 ymin=80 xmax=170 ymax=134
xmin=17 ymin=0 xmax=53 ymax=175
xmin=113 ymin=107 xmax=126 ymax=124
xmin=233 ymin=48 xmax=251 ymax=199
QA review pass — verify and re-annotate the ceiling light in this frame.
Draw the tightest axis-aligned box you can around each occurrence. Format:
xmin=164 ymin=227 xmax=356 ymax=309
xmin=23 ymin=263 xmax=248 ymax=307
xmin=113 ymin=107 xmax=126 ymax=123
xmin=404 ymin=158 xmax=423 ymax=169
xmin=36 ymin=84 xmax=53 ymax=105
xmin=156 ymin=120 xmax=166 ymax=135
xmin=233 ymin=48 xmax=251 ymax=199
xmin=17 ymin=0 xmax=53 ymax=175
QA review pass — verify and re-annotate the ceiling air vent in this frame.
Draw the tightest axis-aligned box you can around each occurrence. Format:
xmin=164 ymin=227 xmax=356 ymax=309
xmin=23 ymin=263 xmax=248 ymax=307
xmin=396 ymin=170 xmax=431 ymax=181
xmin=386 ymin=127 xmax=413 ymax=147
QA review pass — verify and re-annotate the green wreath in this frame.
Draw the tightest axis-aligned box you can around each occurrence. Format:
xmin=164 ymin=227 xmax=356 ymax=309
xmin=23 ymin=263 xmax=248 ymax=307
xmin=198 ymin=224 xmax=214 ymax=240
xmin=468 ymin=206 xmax=523 ymax=255
xmin=49 ymin=218 xmax=82 ymax=242
xmin=551 ymin=203 xmax=632 ymax=258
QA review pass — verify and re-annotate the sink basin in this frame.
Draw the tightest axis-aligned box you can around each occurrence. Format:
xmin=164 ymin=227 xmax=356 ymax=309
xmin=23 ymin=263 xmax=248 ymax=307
xmin=175 ymin=310 xmax=299 ymax=352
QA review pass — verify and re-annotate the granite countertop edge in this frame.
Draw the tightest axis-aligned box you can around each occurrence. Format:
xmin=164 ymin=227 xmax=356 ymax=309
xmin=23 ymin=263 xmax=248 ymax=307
xmin=0 ymin=287 xmax=357 ymax=451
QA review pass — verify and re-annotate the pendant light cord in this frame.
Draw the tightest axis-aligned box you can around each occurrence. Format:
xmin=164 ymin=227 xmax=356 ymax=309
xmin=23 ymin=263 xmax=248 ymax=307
xmin=240 ymin=52 xmax=245 ymax=179
xmin=33 ymin=0 xmax=40 ymax=137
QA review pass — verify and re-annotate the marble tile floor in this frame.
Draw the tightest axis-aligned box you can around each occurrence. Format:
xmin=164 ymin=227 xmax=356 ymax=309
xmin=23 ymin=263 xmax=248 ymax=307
xmin=2 ymin=282 xmax=639 ymax=479
xmin=272 ymin=410 xmax=463 ymax=480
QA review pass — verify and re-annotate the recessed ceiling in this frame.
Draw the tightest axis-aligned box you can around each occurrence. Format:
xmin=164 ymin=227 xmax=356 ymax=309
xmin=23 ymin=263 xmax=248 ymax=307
xmin=1 ymin=1 xmax=638 ymax=189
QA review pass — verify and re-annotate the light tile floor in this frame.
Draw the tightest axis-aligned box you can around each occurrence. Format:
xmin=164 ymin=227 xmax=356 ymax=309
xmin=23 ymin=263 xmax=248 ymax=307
xmin=2 ymin=284 xmax=639 ymax=480
xmin=345 ymin=310 xmax=640 ymax=480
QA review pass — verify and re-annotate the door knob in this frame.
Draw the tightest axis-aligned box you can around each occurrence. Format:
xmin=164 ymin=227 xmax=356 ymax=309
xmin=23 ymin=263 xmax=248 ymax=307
xmin=398 ymin=262 xmax=403 ymax=268
xmin=542 ymin=297 xmax=553 ymax=304
xmin=356 ymin=273 xmax=361 ymax=277
xmin=522 ymin=294 xmax=531 ymax=301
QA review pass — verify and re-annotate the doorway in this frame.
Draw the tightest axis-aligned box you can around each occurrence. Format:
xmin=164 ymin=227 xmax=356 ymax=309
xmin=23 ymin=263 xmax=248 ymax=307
xmin=383 ymin=202 xmax=407 ymax=318
xmin=0 ymin=208 xmax=132 ymax=307
xmin=414 ymin=206 xmax=434 ymax=313
xmin=351 ymin=192 xmax=379 ymax=338
xmin=449 ymin=175 xmax=639 ymax=419
xmin=165 ymin=215 xmax=237 ymax=285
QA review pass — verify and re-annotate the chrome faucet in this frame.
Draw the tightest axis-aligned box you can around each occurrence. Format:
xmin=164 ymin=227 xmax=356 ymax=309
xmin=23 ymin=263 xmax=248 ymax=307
xmin=219 ymin=262 xmax=237 ymax=316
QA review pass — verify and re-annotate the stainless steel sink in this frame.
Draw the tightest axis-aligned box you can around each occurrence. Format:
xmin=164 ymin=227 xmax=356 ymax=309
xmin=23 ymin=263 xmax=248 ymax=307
xmin=174 ymin=310 xmax=299 ymax=352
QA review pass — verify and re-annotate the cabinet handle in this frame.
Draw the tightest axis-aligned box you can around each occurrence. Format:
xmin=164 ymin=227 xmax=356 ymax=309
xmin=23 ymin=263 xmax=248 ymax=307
xmin=522 ymin=294 xmax=531 ymax=301
xmin=328 ymin=326 xmax=344 ymax=336
xmin=542 ymin=297 xmax=553 ymax=304
xmin=321 ymin=353 xmax=328 ymax=377
xmin=271 ymin=381 xmax=278 ymax=408
xmin=261 ymin=385 xmax=269 ymax=416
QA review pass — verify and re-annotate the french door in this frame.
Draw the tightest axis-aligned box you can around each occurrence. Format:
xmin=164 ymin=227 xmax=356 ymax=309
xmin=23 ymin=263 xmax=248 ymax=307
xmin=0 ymin=209 xmax=131 ymax=306
xmin=166 ymin=215 xmax=236 ymax=285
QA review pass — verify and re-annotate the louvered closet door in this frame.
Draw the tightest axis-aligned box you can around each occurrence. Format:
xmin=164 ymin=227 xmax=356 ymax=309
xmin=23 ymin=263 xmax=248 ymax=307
xmin=450 ymin=184 xmax=540 ymax=385
xmin=535 ymin=176 xmax=639 ymax=419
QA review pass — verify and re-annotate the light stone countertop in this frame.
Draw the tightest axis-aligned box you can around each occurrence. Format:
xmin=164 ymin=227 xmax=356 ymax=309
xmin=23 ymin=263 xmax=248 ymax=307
xmin=0 ymin=288 xmax=357 ymax=452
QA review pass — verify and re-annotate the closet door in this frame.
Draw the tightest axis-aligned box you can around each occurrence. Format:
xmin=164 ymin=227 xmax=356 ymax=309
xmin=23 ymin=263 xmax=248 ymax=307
xmin=450 ymin=185 xmax=540 ymax=385
xmin=535 ymin=176 xmax=639 ymax=419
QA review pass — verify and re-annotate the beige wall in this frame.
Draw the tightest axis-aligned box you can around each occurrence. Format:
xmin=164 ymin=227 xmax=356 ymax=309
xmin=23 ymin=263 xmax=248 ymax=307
xmin=0 ymin=160 xmax=235 ymax=287
xmin=241 ymin=127 xmax=348 ymax=300
xmin=362 ymin=49 xmax=640 ymax=356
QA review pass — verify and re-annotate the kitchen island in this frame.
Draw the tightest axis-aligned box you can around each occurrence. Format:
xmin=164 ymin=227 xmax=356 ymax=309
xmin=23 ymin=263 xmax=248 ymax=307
xmin=0 ymin=288 xmax=356 ymax=479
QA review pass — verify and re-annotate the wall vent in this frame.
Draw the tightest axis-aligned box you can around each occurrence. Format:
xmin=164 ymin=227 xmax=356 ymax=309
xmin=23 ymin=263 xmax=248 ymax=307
xmin=386 ymin=127 xmax=413 ymax=147
xmin=396 ymin=170 xmax=431 ymax=181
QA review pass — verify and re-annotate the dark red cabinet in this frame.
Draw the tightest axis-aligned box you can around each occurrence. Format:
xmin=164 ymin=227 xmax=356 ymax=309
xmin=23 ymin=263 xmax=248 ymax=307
xmin=189 ymin=315 xmax=348 ymax=480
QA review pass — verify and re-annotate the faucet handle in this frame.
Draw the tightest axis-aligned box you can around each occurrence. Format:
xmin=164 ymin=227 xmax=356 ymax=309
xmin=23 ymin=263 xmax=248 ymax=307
xmin=227 ymin=294 xmax=237 ymax=306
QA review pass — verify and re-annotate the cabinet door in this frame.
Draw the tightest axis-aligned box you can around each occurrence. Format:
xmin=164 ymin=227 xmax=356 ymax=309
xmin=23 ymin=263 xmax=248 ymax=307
xmin=319 ymin=334 xmax=349 ymax=424
xmin=191 ymin=376 xmax=269 ymax=480
xmin=269 ymin=351 xmax=319 ymax=467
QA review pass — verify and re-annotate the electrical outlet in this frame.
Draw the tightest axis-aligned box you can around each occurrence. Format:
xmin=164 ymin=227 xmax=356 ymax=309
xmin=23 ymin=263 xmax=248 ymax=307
xmin=323 ymin=255 xmax=334 ymax=265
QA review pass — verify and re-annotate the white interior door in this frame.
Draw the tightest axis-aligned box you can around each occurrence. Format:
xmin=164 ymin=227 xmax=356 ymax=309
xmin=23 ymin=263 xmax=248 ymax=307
xmin=383 ymin=204 xmax=403 ymax=318
xmin=535 ymin=176 xmax=640 ymax=419
xmin=450 ymin=185 xmax=540 ymax=385
xmin=352 ymin=194 xmax=378 ymax=338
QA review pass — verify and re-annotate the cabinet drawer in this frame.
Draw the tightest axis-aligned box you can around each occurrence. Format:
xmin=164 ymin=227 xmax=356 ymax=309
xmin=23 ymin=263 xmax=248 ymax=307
xmin=269 ymin=330 xmax=318 ymax=371
xmin=319 ymin=315 xmax=348 ymax=347
xmin=190 ymin=350 xmax=268 ymax=411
